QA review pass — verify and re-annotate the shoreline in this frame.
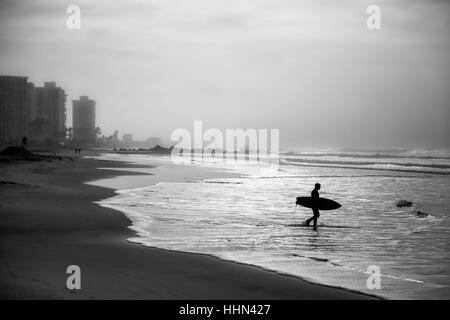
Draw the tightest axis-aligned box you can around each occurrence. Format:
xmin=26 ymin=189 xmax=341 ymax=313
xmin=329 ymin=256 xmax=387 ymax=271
xmin=0 ymin=152 xmax=379 ymax=299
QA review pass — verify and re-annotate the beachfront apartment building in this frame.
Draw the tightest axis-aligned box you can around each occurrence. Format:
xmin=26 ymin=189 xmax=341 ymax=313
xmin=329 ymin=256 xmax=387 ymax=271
xmin=0 ymin=75 xmax=34 ymax=145
xmin=0 ymin=76 xmax=68 ymax=147
xmin=31 ymin=82 xmax=67 ymax=143
xmin=72 ymin=96 xmax=96 ymax=144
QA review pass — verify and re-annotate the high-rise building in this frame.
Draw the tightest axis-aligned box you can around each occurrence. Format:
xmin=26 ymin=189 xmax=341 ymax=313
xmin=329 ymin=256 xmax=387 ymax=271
xmin=27 ymin=82 xmax=36 ymax=121
xmin=0 ymin=75 xmax=34 ymax=145
xmin=31 ymin=82 xmax=66 ymax=142
xmin=122 ymin=133 xmax=133 ymax=148
xmin=72 ymin=96 xmax=96 ymax=144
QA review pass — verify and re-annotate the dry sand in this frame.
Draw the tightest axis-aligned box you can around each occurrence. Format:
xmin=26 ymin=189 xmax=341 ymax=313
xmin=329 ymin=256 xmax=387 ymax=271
xmin=0 ymin=153 xmax=377 ymax=299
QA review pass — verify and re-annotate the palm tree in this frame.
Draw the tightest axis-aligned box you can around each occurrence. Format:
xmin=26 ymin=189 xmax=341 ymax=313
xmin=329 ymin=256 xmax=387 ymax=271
xmin=94 ymin=126 xmax=102 ymax=137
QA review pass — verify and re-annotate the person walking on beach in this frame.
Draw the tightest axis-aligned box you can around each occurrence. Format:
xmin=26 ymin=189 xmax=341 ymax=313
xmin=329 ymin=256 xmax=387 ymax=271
xmin=305 ymin=183 xmax=321 ymax=228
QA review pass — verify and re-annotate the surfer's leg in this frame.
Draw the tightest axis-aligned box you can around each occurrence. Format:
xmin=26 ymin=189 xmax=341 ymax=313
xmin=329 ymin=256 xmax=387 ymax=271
xmin=305 ymin=217 xmax=311 ymax=226
xmin=306 ymin=208 xmax=317 ymax=226
xmin=313 ymin=209 xmax=319 ymax=228
xmin=306 ymin=211 xmax=315 ymax=226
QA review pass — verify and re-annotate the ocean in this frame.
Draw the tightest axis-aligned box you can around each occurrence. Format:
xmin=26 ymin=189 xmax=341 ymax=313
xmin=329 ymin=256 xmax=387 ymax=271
xmin=93 ymin=149 xmax=450 ymax=299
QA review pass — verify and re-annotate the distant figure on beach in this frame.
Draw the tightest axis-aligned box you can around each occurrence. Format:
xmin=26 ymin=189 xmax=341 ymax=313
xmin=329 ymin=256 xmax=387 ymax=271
xmin=21 ymin=136 xmax=28 ymax=148
xmin=305 ymin=183 xmax=321 ymax=228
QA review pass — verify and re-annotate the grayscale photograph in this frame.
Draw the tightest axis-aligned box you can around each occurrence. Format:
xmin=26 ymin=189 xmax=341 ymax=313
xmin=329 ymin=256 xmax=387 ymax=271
xmin=0 ymin=0 xmax=449 ymax=305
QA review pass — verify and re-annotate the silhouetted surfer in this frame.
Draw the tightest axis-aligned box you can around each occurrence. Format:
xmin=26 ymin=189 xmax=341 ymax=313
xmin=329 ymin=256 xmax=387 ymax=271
xmin=306 ymin=183 xmax=321 ymax=228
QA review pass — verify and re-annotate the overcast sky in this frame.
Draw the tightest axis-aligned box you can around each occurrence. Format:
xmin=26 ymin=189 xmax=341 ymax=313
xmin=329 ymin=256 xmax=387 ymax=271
xmin=0 ymin=0 xmax=449 ymax=149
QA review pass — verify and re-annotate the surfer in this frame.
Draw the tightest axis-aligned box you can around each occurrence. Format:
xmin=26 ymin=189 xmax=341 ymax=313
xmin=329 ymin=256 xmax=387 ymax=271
xmin=305 ymin=183 xmax=321 ymax=228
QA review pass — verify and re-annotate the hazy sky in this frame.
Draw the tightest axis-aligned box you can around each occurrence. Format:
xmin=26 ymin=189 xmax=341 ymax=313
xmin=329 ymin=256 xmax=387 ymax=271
xmin=0 ymin=0 xmax=449 ymax=149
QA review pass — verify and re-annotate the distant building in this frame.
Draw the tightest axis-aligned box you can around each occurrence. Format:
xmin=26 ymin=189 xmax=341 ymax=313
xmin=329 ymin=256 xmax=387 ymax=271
xmin=128 ymin=137 xmax=164 ymax=149
xmin=0 ymin=75 xmax=34 ymax=145
xmin=122 ymin=133 xmax=133 ymax=148
xmin=73 ymin=96 xmax=96 ymax=144
xmin=31 ymin=82 xmax=66 ymax=143
xmin=146 ymin=137 xmax=163 ymax=148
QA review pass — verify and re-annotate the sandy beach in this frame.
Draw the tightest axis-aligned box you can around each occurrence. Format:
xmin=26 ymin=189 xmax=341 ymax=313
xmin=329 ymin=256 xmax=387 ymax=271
xmin=0 ymin=153 xmax=377 ymax=299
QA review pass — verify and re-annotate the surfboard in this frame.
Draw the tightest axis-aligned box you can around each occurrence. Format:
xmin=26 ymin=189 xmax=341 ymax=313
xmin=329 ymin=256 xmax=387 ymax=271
xmin=296 ymin=197 xmax=341 ymax=211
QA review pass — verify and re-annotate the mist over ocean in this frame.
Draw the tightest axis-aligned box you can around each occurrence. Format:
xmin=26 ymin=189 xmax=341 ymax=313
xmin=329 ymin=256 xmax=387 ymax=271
xmin=96 ymin=149 xmax=450 ymax=299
